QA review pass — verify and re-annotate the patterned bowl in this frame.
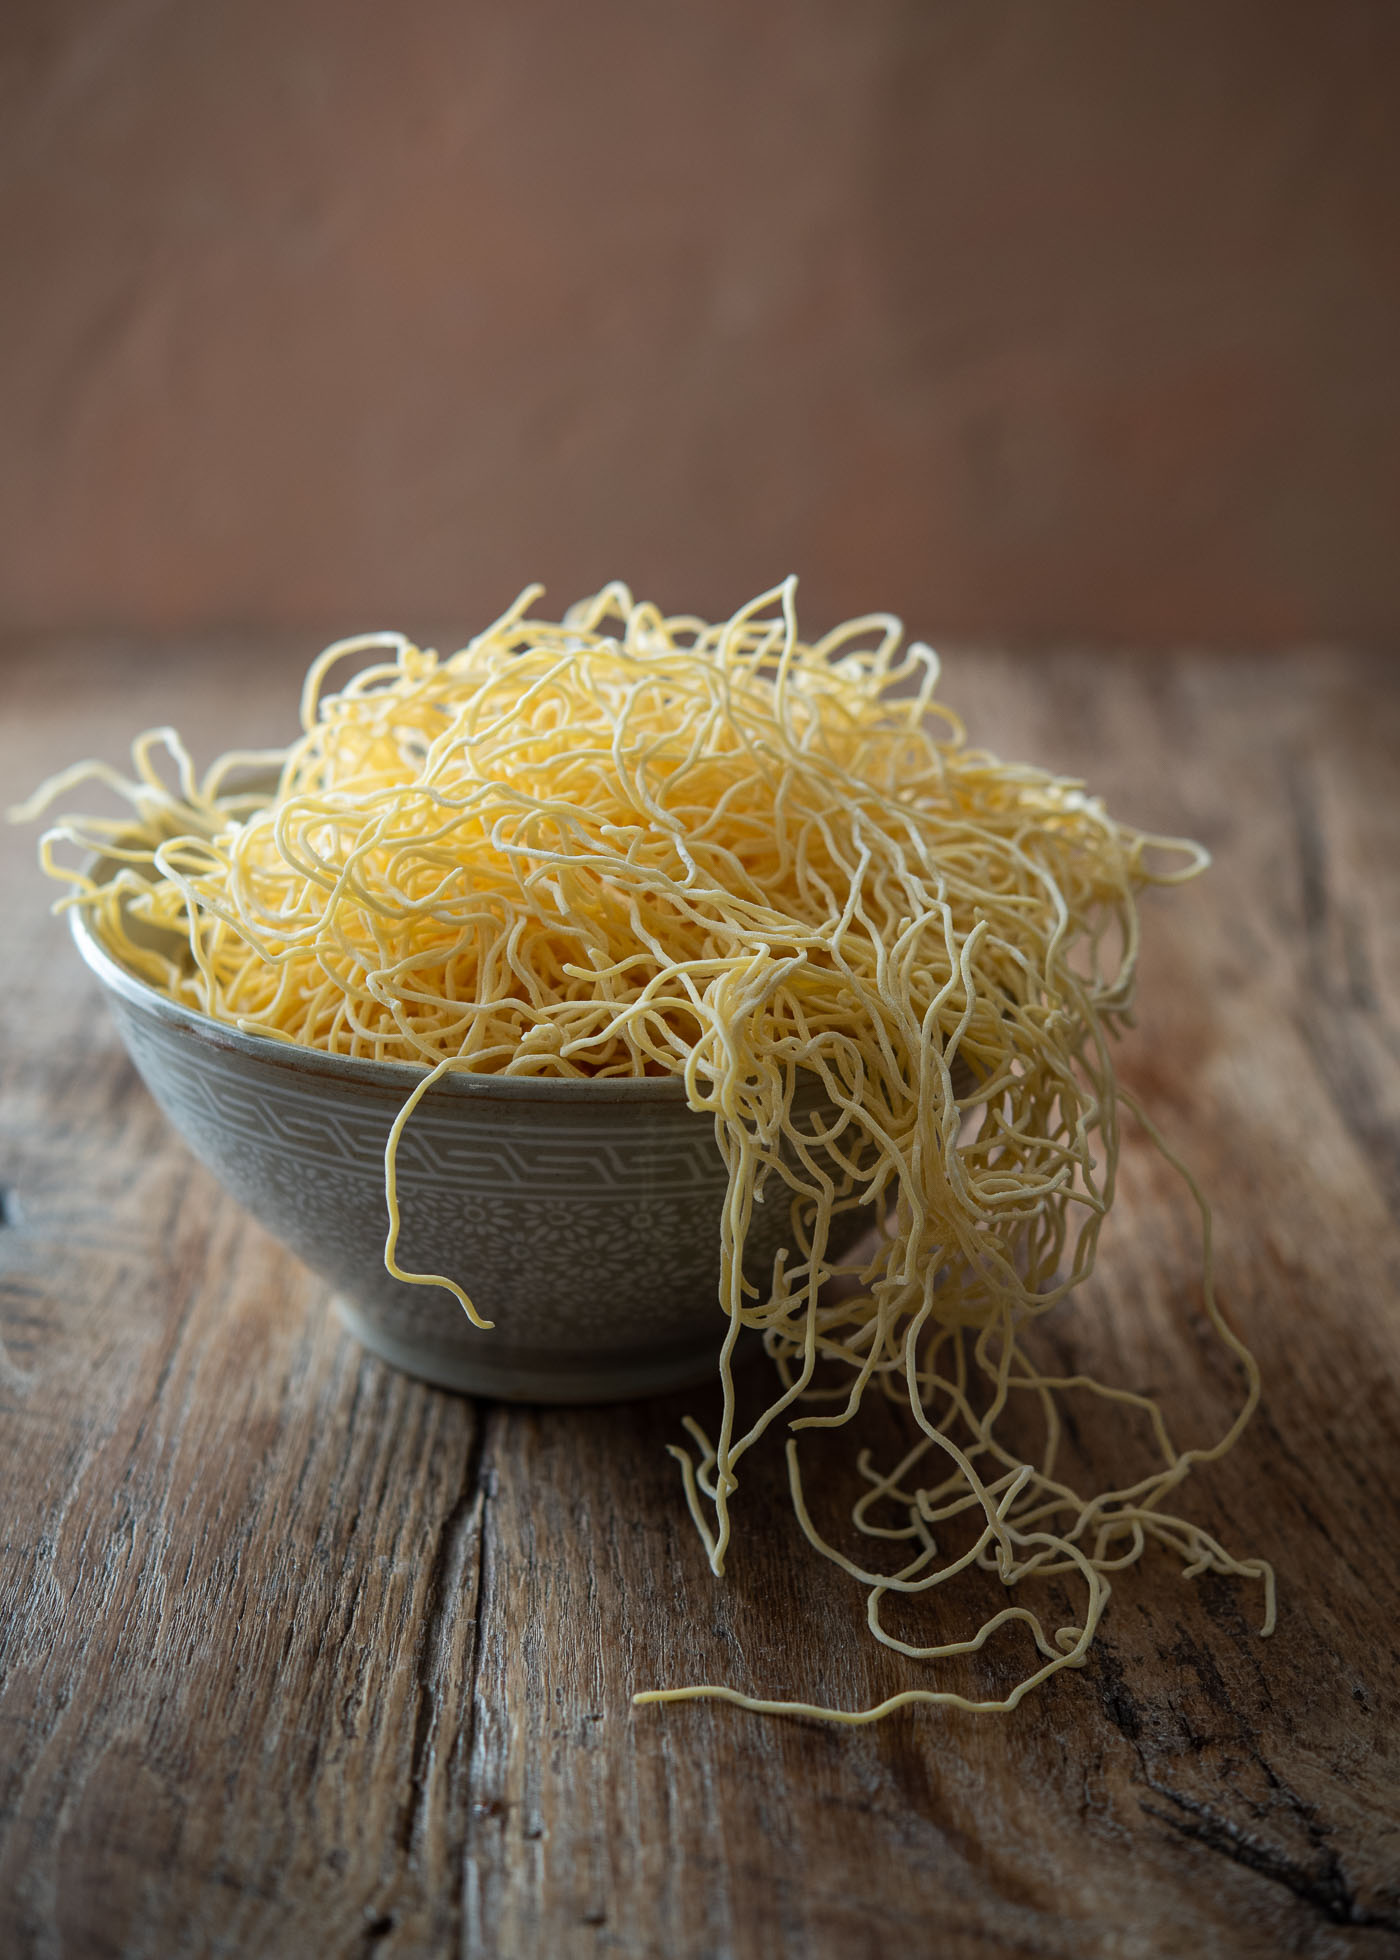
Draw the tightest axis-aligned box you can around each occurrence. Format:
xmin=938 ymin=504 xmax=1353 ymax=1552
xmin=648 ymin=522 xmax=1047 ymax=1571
xmin=69 ymin=896 xmax=868 ymax=1403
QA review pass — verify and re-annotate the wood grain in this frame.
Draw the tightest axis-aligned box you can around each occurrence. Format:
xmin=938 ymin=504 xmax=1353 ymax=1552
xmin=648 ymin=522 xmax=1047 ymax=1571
xmin=1 ymin=640 xmax=1398 ymax=1959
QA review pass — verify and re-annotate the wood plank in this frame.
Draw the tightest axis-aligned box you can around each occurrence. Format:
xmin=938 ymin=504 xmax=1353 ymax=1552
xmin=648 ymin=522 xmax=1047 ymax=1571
xmin=1 ymin=638 xmax=1398 ymax=1959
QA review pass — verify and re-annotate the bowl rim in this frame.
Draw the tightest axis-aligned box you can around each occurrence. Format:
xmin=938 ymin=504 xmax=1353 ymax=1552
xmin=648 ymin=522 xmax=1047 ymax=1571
xmin=69 ymin=897 xmax=697 ymax=1105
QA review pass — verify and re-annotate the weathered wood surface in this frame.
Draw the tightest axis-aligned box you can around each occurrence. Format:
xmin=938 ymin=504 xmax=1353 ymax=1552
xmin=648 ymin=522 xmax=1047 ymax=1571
xmin=1 ymin=639 xmax=1398 ymax=1960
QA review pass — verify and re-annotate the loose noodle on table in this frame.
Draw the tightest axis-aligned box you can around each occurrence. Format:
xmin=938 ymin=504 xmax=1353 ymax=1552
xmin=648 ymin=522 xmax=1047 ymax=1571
xmin=16 ymin=579 xmax=1273 ymax=1720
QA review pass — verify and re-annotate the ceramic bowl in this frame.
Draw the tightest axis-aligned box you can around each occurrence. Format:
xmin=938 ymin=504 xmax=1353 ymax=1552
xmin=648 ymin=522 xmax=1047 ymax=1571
xmin=70 ymin=900 xmax=870 ymax=1403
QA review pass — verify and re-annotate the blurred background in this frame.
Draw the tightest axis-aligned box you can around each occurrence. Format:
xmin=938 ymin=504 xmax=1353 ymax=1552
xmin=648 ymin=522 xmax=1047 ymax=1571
xmin=1 ymin=0 xmax=1396 ymax=652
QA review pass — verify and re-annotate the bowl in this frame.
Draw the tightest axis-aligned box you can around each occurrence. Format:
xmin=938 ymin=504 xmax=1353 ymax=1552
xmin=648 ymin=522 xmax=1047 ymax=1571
xmin=69 ymin=897 xmax=871 ymax=1403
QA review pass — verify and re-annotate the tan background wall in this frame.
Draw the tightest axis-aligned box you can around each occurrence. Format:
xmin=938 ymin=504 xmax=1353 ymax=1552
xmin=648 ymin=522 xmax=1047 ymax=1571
xmin=2 ymin=0 xmax=1396 ymax=648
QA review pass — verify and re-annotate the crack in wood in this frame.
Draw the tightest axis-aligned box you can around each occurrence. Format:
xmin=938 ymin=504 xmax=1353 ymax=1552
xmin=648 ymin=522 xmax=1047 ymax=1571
xmin=460 ymin=1406 xmax=496 ymax=1867
xmin=359 ymin=1910 xmax=395 ymax=1951
xmin=1141 ymin=1780 xmax=1400 ymax=1932
xmin=1093 ymin=1608 xmax=1400 ymax=1942
xmin=399 ymin=1402 xmax=492 ymax=1866
xmin=1089 ymin=1638 xmax=1143 ymax=1745
xmin=1287 ymin=757 xmax=1329 ymax=946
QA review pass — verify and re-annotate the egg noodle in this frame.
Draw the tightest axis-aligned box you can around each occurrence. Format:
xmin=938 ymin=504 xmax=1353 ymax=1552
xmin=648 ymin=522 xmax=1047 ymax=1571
xmin=16 ymin=579 xmax=1273 ymax=1719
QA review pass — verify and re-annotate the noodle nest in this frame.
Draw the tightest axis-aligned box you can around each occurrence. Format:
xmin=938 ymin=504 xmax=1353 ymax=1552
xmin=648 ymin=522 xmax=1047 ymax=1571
xmin=17 ymin=578 xmax=1272 ymax=1720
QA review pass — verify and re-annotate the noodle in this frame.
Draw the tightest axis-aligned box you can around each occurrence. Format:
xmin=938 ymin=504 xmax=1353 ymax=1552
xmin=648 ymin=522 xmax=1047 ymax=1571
xmin=14 ymin=579 xmax=1272 ymax=1719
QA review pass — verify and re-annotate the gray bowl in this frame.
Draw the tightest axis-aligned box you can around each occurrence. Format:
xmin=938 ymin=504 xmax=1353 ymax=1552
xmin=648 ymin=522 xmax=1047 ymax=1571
xmin=70 ymin=900 xmax=871 ymax=1403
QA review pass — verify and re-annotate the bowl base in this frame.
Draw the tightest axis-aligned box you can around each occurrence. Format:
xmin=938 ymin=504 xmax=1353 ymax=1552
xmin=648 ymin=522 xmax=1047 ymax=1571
xmin=333 ymin=1296 xmax=744 ymax=1405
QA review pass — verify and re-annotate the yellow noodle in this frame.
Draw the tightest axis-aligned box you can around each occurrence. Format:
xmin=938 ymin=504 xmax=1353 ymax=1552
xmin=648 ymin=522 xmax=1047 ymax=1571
xmin=14 ymin=578 xmax=1271 ymax=1719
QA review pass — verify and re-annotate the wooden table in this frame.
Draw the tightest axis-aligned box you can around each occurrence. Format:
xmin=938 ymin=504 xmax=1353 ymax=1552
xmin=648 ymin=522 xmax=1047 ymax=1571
xmin=2 ymin=639 xmax=1397 ymax=1960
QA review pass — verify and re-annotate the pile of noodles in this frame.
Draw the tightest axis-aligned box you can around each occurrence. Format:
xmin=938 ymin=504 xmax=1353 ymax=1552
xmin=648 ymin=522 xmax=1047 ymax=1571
xmin=18 ymin=579 xmax=1272 ymax=1720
